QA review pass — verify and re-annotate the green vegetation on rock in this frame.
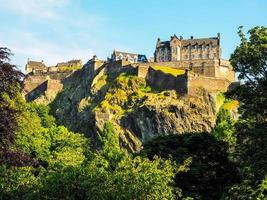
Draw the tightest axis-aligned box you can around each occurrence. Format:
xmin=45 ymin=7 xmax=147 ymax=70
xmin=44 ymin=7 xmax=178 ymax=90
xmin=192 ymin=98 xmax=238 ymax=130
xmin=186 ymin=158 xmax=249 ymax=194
xmin=151 ymin=66 xmax=185 ymax=76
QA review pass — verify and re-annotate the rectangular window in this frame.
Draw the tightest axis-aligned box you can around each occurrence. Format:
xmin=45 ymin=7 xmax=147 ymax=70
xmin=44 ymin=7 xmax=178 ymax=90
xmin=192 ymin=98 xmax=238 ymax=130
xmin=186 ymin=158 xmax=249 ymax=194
xmin=198 ymin=54 xmax=202 ymax=58
xmin=191 ymin=55 xmax=194 ymax=59
xmin=206 ymin=54 xmax=209 ymax=58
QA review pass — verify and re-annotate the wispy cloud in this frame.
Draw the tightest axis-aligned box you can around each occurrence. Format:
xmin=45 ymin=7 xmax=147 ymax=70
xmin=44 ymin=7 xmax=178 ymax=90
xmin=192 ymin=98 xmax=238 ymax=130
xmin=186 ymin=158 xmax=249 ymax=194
xmin=0 ymin=0 xmax=70 ymax=20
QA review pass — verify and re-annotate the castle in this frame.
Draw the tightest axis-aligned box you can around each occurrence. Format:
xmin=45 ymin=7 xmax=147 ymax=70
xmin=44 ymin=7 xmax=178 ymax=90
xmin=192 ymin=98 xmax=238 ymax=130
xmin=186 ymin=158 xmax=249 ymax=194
xmin=23 ymin=33 xmax=236 ymax=102
xmin=155 ymin=34 xmax=221 ymax=62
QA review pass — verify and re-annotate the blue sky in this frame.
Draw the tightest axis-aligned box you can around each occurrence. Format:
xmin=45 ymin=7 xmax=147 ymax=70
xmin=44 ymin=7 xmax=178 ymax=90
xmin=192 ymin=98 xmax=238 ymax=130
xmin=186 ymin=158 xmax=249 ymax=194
xmin=0 ymin=0 xmax=266 ymax=71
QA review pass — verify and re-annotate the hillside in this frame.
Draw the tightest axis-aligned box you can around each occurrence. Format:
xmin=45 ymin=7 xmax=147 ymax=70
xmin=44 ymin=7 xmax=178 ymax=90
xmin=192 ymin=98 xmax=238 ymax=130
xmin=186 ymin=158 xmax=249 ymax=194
xmin=35 ymin=66 xmax=224 ymax=152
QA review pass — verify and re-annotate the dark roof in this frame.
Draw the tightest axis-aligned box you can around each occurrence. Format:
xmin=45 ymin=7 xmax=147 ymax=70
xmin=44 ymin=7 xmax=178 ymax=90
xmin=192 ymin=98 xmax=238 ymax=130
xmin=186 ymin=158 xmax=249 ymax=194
xmin=182 ymin=37 xmax=218 ymax=46
xmin=114 ymin=50 xmax=139 ymax=57
xmin=156 ymin=36 xmax=219 ymax=48
xmin=157 ymin=41 xmax=170 ymax=48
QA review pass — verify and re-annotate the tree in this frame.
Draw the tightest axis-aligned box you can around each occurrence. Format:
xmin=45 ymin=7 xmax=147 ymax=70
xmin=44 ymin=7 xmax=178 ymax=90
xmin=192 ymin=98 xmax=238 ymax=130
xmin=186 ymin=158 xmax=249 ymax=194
xmin=229 ymin=26 xmax=267 ymax=122
xmin=224 ymin=26 xmax=267 ymax=199
xmin=0 ymin=47 xmax=34 ymax=166
xmin=142 ymin=133 xmax=240 ymax=200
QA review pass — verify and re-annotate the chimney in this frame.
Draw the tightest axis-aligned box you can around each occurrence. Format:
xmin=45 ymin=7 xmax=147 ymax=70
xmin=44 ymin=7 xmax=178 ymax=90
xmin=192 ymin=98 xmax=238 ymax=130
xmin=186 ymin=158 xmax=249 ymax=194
xmin=217 ymin=33 xmax=220 ymax=39
xmin=157 ymin=38 xmax=160 ymax=42
xmin=190 ymin=36 xmax=194 ymax=39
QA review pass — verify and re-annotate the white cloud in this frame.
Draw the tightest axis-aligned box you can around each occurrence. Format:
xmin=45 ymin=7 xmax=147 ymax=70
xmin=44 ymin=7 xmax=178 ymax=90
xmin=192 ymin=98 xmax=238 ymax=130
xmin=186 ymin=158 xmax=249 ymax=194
xmin=0 ymin=30 xmax=94 ymax=72
xmin=0 ymin=0 xmax=70 ymax=20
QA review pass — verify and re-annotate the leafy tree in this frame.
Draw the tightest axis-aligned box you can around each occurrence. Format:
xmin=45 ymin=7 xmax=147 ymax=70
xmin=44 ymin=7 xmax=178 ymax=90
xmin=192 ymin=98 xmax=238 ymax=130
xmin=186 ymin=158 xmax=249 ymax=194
xmin=0 ymin=47 xmax=35 ymax=166
xmin=31 ymin=122 xmax=177 ymax=200
xmin=224 ymin=26 xmax=267 ymax=199
xmin=142 ymin=133 xmax=240 ymax=200
xmin=224 ymin=122 xmax=267 ymax=199
xmin=229 ymin=26 xmax=267 ymax=122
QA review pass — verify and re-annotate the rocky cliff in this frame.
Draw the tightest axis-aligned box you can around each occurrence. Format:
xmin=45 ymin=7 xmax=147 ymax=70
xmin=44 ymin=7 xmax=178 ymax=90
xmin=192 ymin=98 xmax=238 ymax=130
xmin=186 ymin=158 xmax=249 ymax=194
xmin=27 ymin=66 xmax=222 ymax=152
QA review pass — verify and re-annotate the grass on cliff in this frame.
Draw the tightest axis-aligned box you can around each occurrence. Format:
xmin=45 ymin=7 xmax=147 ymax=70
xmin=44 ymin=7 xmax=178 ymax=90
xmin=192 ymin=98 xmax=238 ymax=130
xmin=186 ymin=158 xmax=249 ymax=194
xmin=151 ymin=66 xmax=185 ymax=77
xmin=57 ymin=65 xmax=82 ymax=72
xmin=95 ymin=73 xmax=153 ymax=116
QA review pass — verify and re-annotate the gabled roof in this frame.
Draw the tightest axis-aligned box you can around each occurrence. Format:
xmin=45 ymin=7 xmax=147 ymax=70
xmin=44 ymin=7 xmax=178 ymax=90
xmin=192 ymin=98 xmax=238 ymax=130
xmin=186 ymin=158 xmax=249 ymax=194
xmin=113 ymin=50 xmax=139 ymax=57
xmin=182 ymin=37 xmax=218 ymax=47
xmin=156 ymin=35 xmax=219 ymax=48
xmin=27 ymin=60 xmax=46 ymax=69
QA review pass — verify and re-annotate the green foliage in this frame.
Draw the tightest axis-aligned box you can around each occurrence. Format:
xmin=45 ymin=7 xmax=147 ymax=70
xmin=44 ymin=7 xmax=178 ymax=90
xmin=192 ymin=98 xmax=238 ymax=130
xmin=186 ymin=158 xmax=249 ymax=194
xmin=0 ymin=165 xmax=40 ymax=199
xmin=229 ymin=26 xmax=267 ymax=122
xmin=142 ymin=133 xmax=240 ymax=200
xmin=12 ymin=97 xmax=89 ymax=168
xmin=28 ymin=103 xmax=56 ymax=128
xmin=1 ymin=97 xmax=177 ymax=200
xmin=151 ymin=66 xmax=185 ymax=76
xmin=213 ymin=109 xmax=236 ymax=148
xmin=100 ymin=122 xmax=124 ymax=167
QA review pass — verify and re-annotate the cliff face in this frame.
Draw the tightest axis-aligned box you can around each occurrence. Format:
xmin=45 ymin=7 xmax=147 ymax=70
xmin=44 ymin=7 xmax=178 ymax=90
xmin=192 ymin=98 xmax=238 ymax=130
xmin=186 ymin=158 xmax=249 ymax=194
xmin=27 ymin=66 xmax=220 ymax=152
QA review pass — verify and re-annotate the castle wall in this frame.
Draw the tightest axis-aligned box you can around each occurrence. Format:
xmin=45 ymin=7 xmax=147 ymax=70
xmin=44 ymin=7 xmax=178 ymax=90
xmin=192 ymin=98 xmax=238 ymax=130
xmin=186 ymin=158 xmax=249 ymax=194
xmin=188 ymin=74 xmax=231 ymax=95
xmin=145 ymin=67 xmax=188 ymax=95
xmin=137 ymin=65 xmax=149 ymax=78
xmin=23 ymin=72 xmax=73 ymax=98
xmin=44 ymin=80 xmax=64 ymax=101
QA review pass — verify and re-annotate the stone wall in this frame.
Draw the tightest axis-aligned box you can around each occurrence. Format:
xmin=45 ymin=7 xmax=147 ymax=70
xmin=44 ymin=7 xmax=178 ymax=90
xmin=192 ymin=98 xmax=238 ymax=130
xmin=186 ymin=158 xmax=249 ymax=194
xmin=188 ymin=74 xmax=231 ymax=95
xmin=145 ymin=67 xmax=188 ymax=95
xmin=23 ymin=71 xmax=73 ymax=102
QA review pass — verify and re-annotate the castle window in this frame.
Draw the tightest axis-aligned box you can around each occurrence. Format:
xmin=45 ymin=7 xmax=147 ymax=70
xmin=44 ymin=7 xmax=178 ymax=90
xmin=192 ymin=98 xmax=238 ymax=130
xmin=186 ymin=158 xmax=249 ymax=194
xmin=188 ymin=46 xmax=191 ymax=51
xmin=198 ymin=54 xmax=202 ymax=58
xmin=206 ymin=54 xmax=209 ymax=58
xmin=209 ymin=44 xmax=212 ymax=49
xmin=118 ymin=54 xmax=123 ymax=60
xmin=134 ymin=56 xmax=138 ymax=63
xmin=202 ymin=45 xmax=205 ymax=50
xmin=191 ymin=55 xmax=194 ymax=59
xmin=195 ymin=45 xmax=197 ymax=50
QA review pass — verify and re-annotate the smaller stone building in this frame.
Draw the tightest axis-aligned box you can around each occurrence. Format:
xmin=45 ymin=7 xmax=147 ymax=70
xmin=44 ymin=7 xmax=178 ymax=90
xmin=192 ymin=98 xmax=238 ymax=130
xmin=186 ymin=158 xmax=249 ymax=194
xmin=25 ymin=59 xmax=47 ymax=74
xmin=110 ymin=50 xmax=147 ymax=63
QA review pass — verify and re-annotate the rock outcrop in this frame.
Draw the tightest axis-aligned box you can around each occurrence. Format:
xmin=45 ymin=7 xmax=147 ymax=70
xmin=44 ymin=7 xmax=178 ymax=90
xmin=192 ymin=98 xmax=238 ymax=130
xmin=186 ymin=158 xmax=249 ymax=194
xmin=39 ymin=65 xmax=221 ymax=152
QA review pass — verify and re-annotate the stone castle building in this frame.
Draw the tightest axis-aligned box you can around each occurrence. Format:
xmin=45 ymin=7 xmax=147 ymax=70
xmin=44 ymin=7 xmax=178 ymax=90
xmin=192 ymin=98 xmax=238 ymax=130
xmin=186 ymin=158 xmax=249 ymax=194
xmin=25 ymin=59 xmax=82 ymax=74
xmin=25 ymin=59 xmax=47 ymax=74
xmin=154 ymin=33 xmax=221 ymax=62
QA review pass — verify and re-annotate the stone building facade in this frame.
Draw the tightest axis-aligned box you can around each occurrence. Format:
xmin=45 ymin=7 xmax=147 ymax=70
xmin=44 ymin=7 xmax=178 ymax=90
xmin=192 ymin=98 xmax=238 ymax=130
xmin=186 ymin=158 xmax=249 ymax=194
xmin=110 ymin=50 xmax=147 ymax=63
xmin=154 ymin=34 xmax=221 ymax=62
xmin=25 ymin=59 xmax=47 ymax=74
xmin=25 ymin=59 xmax=82 ymax=74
